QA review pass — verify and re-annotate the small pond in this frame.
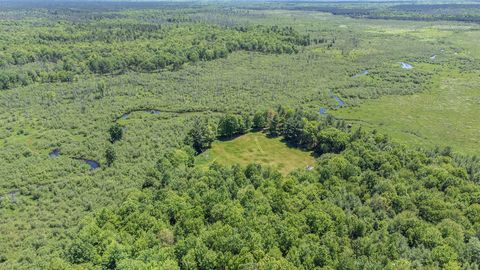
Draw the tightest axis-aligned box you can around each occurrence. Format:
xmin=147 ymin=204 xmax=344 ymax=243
xmin=74 ymin=158 xmax=100 ymax=170
xmin=49 ymin=148 xmax=61 ymax=157
xmin=332 ymin=95 xmax=346 ymax=107
xmin=352 ymin=70 xmax=369 ymax=78
xmin=84 ymin=159 xmax=100 ymax=170
xmin=400 ymin=62 xmax=413 ymax=69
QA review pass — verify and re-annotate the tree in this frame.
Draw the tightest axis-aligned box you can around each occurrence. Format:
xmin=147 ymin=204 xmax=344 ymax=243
xmin=66 ymin=239 xmax=96 ymax=264
xmin=431 ymin=245 xmax=458 ymax=267
xmin=252 ymin=111 xmax=267 ymax=130
xmin=240 ymin=114 xmax=252 ymax=134
xmin=300 ymin=120 xmax=318 ymax=149
xmin=186 ymin=118 xmax=216 ymax=154
xmin=466 ymin=237 xmax=480 ymax=264
xmin=109 ymin=124 xmax=123 ymax=143
xmin=315 ymin=127 xmax=349 ymax=154
xmin=106 ymin=146 xmax=116 ymax=167
xmin=102 ymin=242 xmax=127 ymax=269
xmin=283 ymin=111 xmax=304 ymax=145
xmin=218 ymin=114 xmax=241 ymax=138
xmin=268 ymin=114 xmax=280 ymax=137
xmin=59 ymin=114 xmax=480 ymax=269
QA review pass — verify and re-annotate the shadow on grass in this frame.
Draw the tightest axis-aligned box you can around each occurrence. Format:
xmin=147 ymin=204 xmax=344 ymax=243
xmin=217 ymin=133 xmax=245 ymax=142
xmin=280 ymin=137 xmax=320 ymax=158
xmin=217 ymin=129 xmax=265 ymax=142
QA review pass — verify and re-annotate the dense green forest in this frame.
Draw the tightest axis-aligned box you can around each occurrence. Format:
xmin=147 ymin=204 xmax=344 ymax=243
xmin=244 ymin=2 xmax=480 ymax=23
xmin=0 ymin=1 xmax=479 ymax=269
xmin=5 ymin=103 xmax=480 ymax=268
xmin=0 ymin=22 xmax=308 ymax=89
xmin=58 ymin=108 xmax=480 ymax=269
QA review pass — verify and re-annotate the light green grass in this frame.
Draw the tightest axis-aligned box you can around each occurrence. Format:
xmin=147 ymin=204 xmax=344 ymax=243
xmin=334 ymin=71 xmax=480 ymax=155
xmin=196 ymin=132 xmax=316 ymax=175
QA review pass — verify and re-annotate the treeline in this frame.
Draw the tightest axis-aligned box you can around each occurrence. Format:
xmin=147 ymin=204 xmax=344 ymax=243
xmin=59 ymin=107 xmax=480 ymax=269
xmin=0 ymin=23 xmax=311 ymax=90
xmin=248 ymin=3 xmax=480 ymax=23
xmin=185 ymin=106 xmax=341 ymax=154
xmin=187 ymin=107 xmax=479 ymax=183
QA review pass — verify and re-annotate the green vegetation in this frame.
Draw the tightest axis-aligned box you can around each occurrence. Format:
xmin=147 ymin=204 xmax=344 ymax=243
xmin=109 ymin=124 xmax=123 ymax=143
xmin=185 ymin=118 xmax=217 ymax=154
xmin=105 ymin=146 xmax=117 ymax=167
xmin=61 ymin=117 xmax=480 ymax=269
xmin=0 ymin=1 xmax=479 ymax=269
xmin=334 ymin=71 xmax=480 ymax=155
xmin=0 ymin=15 xmax=309 ymax=89
xmin=246 ymin=2 xmax=480 ymax=23
xmin=196 ymin=132 xmax=315 ymax=175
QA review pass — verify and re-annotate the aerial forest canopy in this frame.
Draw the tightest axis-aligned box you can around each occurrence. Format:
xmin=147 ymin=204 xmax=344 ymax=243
xmin=0 ymin=1 xmax=479 ymax=270
xmin=0 ymin=21 xmax=309 ymax=89
xmin=60 ymin=108 xmax=480 ymax=270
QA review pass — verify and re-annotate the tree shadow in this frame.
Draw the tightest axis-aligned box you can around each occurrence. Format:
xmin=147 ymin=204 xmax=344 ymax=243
xmin=279 ymin=137 xmax=320 ymax=158
xmin=217 ymin=133 xmax=244 ymax=142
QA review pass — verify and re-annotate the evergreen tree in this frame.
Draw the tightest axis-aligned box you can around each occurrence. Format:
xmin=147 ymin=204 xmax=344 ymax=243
xmin=105 ymin=146 xmax=116 ymax=167
xmin=283 ymin=110 xmax=304 ymax=145
xmin=268 ymin=114 xmax=280 ymax=137
xmin=109 ymin=124 xmax=123 ymax=143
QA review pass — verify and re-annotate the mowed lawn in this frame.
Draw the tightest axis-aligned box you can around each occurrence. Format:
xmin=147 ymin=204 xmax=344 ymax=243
xmin=196 ymin=132 xmax=316 ymax=175
xmin=334 ymin=71 xmax=480 ymax=155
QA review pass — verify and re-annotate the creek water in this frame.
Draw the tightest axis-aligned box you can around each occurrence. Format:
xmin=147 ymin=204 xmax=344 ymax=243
xmin=49 ymin=148 xmax=61 ymax=157
xmin=400 ymin=62 xmax=413 ymax=69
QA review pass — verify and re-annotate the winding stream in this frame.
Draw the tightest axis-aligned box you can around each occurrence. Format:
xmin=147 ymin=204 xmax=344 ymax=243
xmin=120 ymin=109 xmax=161 ymax=120
xmin=332 ymin=95 xmax=346 ymax=107
xmin=352 ymin=70 xmax=369 ymax=78
xmin=73 ymin=158 xmax=100 ymax=170
xmin=83 ymin=159 xmax=100 ymax=170
xmin=49 ymin=149 xmax=100 ymax=170
xmin=49 ymin=148 xmax=60 ymax=157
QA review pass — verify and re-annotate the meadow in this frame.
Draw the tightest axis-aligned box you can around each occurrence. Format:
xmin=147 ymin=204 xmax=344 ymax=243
xmin=196 ymin=132 xmax=315 ymax=175
xmin=334 ymin=70 xmax=480 ymax=155
xmin=332 ymin=22 xmax=480 ymax=155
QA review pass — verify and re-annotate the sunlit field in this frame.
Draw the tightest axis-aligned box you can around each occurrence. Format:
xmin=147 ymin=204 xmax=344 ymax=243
xmin=196 ymin=132 xmax=315 ymax=175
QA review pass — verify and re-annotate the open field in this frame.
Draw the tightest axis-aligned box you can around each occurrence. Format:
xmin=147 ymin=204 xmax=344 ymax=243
xmin=335 ymin=72 xmax=480 ymax=155
xmin=196 ymin=132 xmax=315 ymax=175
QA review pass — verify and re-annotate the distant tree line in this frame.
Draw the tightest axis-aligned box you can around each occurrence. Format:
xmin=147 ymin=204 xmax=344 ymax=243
xmin=186 ymin=106 xmax=351 ymax=156
xmin=248 ymin=3 xmax=480 ymax=23
xmin=0 ymin=23 xmax=311 ymax=90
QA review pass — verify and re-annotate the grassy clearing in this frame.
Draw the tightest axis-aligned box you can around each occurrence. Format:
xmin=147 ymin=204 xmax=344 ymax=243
xmin=334 ymin=71 xmax=480 ymax=155
xmin=196 ymin=132 xmax=315 ymax=175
